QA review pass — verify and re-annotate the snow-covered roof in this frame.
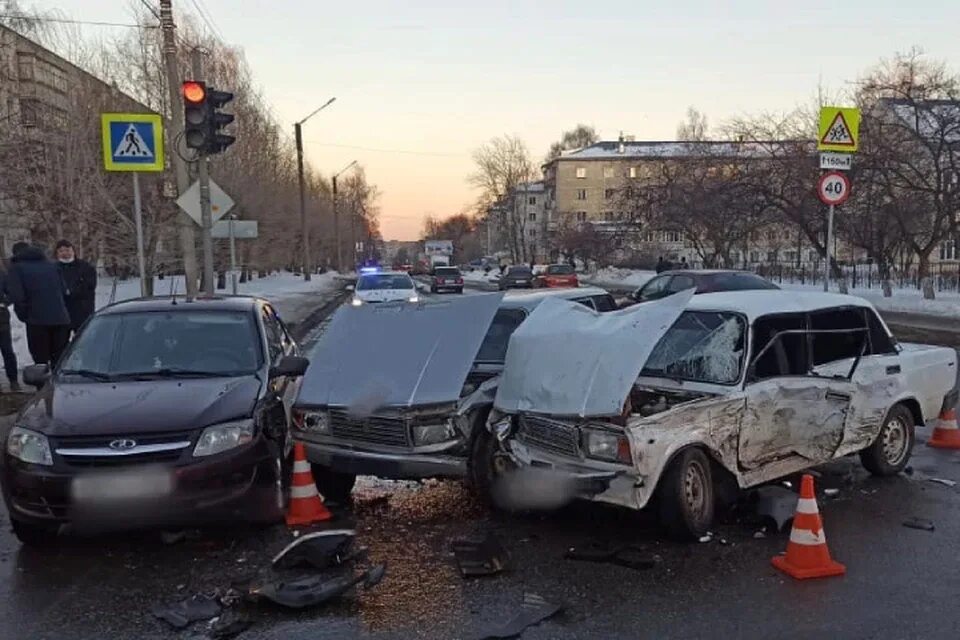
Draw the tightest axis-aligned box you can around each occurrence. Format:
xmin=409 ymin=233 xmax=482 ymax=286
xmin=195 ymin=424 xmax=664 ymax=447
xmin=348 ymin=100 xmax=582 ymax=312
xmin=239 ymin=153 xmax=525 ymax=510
xmin=514 ymin=181 xmax=546 ymax=193
xmin=555 ymin=140 xmax=809 ymax=161
xmin=686 ymin=290 xmax=875 ymax=321
xmin=883 ymin=98 xmax=960 ymax=143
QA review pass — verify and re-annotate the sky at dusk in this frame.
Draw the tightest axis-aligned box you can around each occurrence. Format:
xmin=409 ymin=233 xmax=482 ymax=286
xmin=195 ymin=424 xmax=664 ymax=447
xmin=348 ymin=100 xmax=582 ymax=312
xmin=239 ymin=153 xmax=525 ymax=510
xmin=31 ymin=0 xmax=960 ymax=240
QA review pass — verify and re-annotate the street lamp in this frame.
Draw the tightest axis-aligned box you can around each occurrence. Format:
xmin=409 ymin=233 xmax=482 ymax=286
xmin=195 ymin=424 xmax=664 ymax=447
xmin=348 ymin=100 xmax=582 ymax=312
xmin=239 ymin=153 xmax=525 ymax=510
xmin=332 ymin=160 xmax=358 ymax=271
xmin=295 ymin=96 xmax=336 ymax=281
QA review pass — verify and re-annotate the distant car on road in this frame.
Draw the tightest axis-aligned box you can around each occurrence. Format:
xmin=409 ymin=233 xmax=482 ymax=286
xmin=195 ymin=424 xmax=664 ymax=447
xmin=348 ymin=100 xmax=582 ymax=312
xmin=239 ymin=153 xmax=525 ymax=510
xmin=350 ymin=271 xmax=420 ymax=305
xmin=626 ymin=270 xmax=778 ymax=305
xmin=430 ymin=266 xmax=464 ymax=294
xmin=536 ymin=264 xmax=579 ymax=288
xmin=498 ymin=265 xmax=535 ymax=290
xmin=1 ymin=296 xmax=309 ymax=545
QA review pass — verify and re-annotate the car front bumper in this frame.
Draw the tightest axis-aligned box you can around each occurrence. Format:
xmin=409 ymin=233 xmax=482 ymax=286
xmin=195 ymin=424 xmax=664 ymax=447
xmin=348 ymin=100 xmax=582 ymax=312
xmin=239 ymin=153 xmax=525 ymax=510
xmin=1 ymin=437 xmax=280 ymax=531
xmin=299 ymin=439 xmax=467 ymax=480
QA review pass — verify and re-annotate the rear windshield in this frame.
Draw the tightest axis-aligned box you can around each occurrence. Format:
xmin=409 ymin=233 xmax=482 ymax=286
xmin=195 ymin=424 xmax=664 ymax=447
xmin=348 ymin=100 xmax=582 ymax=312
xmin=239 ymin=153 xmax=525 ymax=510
xmin=434 ymin=267 xmax=461 ymax=277
xmin=508 ymin=266 xmax=532 ymax=275
xmin=701 ymin=273 xmax=779 ymax=292
xmin=475 ymin=308 xmax=526 ymax=363
xmin=357 ymin=274 xmax=414 ymax=290
xmin=546 ymin=264 xmax=574 ymax=275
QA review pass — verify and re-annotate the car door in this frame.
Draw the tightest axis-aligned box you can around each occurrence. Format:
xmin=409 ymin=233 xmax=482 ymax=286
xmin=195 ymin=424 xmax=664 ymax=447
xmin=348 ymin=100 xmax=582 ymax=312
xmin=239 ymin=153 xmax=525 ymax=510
xmin=634 ymin=275 xmax=671 ymax=302
xmin=261 ymin=304 xmax=293 ymax=443
xmin=738 ymin=312 xmax=853 ymax=473
xmin=665 ymin=274 xmax=696 ymax=295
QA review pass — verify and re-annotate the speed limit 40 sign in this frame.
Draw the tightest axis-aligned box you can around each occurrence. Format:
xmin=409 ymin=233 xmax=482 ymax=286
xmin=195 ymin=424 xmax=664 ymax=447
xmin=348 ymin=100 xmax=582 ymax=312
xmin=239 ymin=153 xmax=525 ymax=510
xmin=818 ymin=171 xmax=850 ymax=206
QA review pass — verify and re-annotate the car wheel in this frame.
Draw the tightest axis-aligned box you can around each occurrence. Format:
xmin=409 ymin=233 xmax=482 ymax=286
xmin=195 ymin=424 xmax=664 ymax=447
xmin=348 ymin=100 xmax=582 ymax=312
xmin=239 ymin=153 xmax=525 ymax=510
xmin=657 ymin=448 xmax=715 ymax=541
xmin=12 ymin=520 xmax=59 ymax=547
xmin=311 ymin=465 xmax=357 ymax=504
xmin=430 ymin=286 xmax=437 ymax=293
xmin=860 ymin=404 xmax=915 ymax=476
xmin=467 ymin=408 xmax=498 ymax=493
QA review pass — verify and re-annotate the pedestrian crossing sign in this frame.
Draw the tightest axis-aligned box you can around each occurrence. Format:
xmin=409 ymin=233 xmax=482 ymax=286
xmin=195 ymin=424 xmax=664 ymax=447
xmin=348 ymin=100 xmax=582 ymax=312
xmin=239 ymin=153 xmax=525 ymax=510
xmin=101 ymin=113 xmax=164 ymax=172
xmin=817 ymin=106 xmax=860 ymax=153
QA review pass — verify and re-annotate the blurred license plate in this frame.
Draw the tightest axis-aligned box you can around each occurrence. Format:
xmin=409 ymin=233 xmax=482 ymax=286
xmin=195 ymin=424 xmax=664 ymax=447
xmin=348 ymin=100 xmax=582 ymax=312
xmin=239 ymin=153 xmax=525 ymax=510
xmin=72 ymin=468 xmax=173 ymax=502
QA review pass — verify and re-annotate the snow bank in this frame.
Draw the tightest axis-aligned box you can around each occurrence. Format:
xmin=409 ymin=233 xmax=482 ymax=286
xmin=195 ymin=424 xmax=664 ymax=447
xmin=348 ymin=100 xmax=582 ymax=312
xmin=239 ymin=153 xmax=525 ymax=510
xmin=779 ymin=281 xmax=960 ymax=318
xmin=5 ymin=271 xmax=341 ymax=377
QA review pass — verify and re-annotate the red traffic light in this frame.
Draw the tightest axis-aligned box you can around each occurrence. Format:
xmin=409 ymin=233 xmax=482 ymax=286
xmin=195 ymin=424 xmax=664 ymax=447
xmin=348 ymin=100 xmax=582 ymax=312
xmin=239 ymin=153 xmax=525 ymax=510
xmin=182 ymin=81 xmax=206 ymax=104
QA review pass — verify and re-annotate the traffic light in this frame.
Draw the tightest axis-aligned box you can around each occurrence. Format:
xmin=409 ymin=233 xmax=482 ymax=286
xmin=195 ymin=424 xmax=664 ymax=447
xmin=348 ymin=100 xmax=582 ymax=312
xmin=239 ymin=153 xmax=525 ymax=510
xmin=206 ymin=87 xmax=235 ymax=155
xmin=182 ymin=80 xmax=208 ymax=150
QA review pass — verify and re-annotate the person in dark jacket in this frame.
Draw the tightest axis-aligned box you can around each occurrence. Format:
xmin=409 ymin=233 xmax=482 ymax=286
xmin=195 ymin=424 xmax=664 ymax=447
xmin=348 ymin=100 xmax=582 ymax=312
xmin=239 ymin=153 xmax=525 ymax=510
xmin=6 ymin=242 xmax=71 ymax=366
xmin=55 ymin=240 xmax=97 ymax=333
xmin=0 ymin=269 xmax=20 ymax=390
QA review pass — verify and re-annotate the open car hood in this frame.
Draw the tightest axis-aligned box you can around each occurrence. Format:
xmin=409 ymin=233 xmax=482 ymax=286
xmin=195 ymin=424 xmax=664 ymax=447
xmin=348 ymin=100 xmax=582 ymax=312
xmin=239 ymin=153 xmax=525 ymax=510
xmin=494 ymin=289 xmax=693 ymax=418
xmin=297 ymin=293 xmax=503 ymax=409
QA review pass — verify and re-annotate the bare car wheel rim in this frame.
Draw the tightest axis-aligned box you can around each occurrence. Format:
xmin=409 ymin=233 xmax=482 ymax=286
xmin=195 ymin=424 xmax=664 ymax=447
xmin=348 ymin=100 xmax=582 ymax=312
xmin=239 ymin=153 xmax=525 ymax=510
xmin=882 ymin=417 xmax=909 ymax=466
xmin=683 ymin=460 xmax=707 ymax=520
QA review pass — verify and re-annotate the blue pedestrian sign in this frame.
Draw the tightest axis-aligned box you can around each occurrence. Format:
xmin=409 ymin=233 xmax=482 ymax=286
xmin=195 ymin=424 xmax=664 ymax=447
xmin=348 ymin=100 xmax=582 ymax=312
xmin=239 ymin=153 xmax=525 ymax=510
xmin=101 ymin=113 xmax=164 ymax=172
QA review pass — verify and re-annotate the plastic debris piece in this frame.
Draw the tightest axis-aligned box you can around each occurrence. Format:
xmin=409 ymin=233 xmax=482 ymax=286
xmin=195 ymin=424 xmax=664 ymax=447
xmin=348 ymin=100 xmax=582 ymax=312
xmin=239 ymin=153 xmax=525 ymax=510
xmin=477 ymin=592 xmax=562 ymax=639
xmin=152 ymin=594 xmax=221 ymax=629
xmin=753 ymin=531 xmax=766 ymax=539
xmin=698 ymin=535 xmax=712 ymax=543
xmin=928 ymin=477 xmax=957 ymax=488
xmin=823 ymin=488 xmax=840 ymax=497
xmin=208 ymin=608 xmax=253 ymax=639
xmin=902 ymin=517 xmax=935 ymax=532
xmin=564 ymin=542 xmax=655 ymax=571
xmin=451 ymin=533 xmax=510 ymax=577
xmin=754 ymin=485 xmax=798 ymax=532
xmin=249 ymin=564 xmax=386 ymax=609
xmin=271 ymin=529 xmax=358 ymax=571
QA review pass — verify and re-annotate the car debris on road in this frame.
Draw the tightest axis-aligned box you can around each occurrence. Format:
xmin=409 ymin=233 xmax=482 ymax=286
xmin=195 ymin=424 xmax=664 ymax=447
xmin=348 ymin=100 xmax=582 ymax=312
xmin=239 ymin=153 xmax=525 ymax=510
xmin=451 ymin=532 xmax=510 ymax=577
xmin=477 ymin=592 xmax=562 ymax=639
xmin=249 ymin=564 xmax=386 ymax=609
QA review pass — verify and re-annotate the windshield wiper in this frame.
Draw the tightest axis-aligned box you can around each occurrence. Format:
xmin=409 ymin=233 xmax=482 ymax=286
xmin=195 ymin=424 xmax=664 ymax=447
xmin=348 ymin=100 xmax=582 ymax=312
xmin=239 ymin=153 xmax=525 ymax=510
xmin=116 ymin=368 xmax=233 ymax=380
xmin=60 ymin=369 xmax=113 ymax=382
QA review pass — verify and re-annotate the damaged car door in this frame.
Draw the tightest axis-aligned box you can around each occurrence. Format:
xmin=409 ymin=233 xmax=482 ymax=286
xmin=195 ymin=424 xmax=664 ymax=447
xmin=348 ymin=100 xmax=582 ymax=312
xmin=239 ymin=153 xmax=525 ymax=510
xmin=738 ymin=312 xmax=855 ymax=476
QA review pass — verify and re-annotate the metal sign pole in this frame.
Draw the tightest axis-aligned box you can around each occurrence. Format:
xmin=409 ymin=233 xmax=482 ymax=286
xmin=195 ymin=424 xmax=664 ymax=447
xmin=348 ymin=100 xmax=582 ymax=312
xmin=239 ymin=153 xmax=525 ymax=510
xmin=132 ymin=172 xmax=147 ymax=297
xmin=229 ymin=216 xmax=238 ymax=295
xmin=824 ymin=204 xmax=835 ymax=292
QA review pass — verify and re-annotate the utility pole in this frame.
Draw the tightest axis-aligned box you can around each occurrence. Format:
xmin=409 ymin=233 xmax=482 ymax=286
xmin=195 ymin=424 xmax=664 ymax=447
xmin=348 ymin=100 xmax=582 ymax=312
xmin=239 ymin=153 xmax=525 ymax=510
xmin=294 ymin=98 xmax=336 ymax=280
xmin=332 ymin=174 xmax=341 ymax=271
xmin=159 ymin=0 xmax=199 ymax=297
xmin=191 ymin=49 xmax=215 ymax=295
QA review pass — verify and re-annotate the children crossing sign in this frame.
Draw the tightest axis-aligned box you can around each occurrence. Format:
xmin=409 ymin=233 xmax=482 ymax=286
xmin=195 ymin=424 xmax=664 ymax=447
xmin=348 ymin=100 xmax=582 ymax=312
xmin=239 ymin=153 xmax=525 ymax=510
xmin=101 ymin=113 xmax=164 ymax=172
xmin=817 ymin=106 xmax=860 ymax=153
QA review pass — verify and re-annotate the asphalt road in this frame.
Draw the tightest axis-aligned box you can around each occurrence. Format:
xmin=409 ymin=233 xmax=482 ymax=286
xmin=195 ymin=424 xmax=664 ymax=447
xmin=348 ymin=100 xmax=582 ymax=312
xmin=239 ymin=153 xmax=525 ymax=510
xmin=1 ymin=286 xmax=959 ymax=639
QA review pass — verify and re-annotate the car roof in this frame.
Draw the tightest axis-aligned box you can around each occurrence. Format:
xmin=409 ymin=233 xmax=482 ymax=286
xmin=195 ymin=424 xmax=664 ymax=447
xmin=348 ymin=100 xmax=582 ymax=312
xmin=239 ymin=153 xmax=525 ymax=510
xmin=686 ymin=290 xmax=875 ymax=322
xmin=659 ymin=269 xmax=760 ymax=277
xmin=98 ymin=295 xmax=263 ymax=315
xmin=498 ymin=286 xmax=610 ymax=310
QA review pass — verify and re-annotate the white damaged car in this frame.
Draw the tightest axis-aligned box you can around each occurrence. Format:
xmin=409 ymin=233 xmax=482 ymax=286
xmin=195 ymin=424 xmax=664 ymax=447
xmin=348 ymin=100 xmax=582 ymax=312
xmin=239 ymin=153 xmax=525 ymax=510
xmin=491 ymin=289 xmax=957 ymax=539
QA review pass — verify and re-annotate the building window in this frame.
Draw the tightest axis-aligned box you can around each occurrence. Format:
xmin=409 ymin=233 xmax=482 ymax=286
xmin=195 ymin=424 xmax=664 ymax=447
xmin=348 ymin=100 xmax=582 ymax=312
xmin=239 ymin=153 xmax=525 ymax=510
xmin=750 ymin=251 xmax=760 ymax=263
xmin=628 ymin=167 xmax=637 ymax=178
xmin=528 ymin=212 xmax=537 ymax=222
xmin=603 ymin=166 xmax=614 ymax=178
xmin=767 ymin=250 xmax=778 ymax=262
xmin=602 ymin=211 xmax=614 ymax=221
xmin=604 ymin=188 xmax=615 ymax=200
xmin=766 ymin=230 xmax=777 ymax=241
xmin=16 ymin=53 xmax=34 ymax=81
xmin=664 ymin=230 xmax=681 ymax=243
xmin=576 ymin=167 xmax=586 ymax=179
xmin=576 ymin=211 xmax=587 ymax=222
xmin=576 ymin=189 xmax=587 ymax=200
xmin=19 ymin=98 xmax=38 ymax=127
xmin=784 ymin=250 xmax=798 ymax=262
xmin=528 ymin=196 xmax=536 ymax=205
xmin=643 ymin=231 xmax=655 ymax=243
xmin=941 ymin=239 xmax=957 ymax=261
xmin=529 ymin=228 xmax=536 ymax=237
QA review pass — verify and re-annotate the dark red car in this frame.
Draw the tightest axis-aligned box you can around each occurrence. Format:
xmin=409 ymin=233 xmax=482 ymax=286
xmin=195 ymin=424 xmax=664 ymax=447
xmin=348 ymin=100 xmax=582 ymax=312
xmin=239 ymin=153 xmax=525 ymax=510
xmin=430 ymin=266 xmax=464 ymax=294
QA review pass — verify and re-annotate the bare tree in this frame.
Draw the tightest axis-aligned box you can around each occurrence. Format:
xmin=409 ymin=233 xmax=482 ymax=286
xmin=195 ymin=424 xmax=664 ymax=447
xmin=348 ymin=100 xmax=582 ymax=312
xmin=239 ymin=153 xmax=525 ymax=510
xmin=676 ymin=107 xmax=709 ymax=141
xmin=545 ymin=124 xmax=600 ymax=162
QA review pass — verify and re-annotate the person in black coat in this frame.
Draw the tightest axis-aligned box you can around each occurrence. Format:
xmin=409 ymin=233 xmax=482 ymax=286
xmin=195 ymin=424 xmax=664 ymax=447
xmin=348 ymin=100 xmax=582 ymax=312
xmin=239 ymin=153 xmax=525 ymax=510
xmin=6 ymin=242 xmax=71 ymax=366
xmin=0 ymin=269 xmax=20 ymax=390
xmin=55 ymin=240 xmax=97 ymax=333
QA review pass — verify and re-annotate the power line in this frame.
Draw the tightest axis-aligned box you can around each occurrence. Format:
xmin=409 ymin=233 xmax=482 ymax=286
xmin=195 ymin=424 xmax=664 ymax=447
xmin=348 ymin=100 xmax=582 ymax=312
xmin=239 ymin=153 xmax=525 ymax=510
xmin=137 ymin=0 xmax=162 ymax=21
xmin=305 ymin=141 xmax=467 ymax=158
xmin=0 ymin=14 xmax=158 ymax=28
xmin=187 ymin=0 xmax=225 ymax=43
xmin=194 ymin=0 xmax=225 ymax=40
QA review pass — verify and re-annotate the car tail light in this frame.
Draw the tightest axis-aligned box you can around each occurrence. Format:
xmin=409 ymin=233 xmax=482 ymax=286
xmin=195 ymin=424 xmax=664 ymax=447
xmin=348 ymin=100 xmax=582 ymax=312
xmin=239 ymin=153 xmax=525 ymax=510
xmin=437 ymin=278 xmax=445 ymax=284
xmin=456 ymin=278 xmax=463 ymax=284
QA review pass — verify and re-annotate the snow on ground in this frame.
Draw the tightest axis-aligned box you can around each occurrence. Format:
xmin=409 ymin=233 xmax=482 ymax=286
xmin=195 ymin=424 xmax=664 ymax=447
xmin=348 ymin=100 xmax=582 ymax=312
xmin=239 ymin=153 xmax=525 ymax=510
xmin=585 ymin=267 xmax=656 ymax=290
xmin=5 ymin=271 xmax=341 ymax=378
xmin=462 ymin=270 xmax=501 ymax=284
xmin=778 ymin=281 xmax=960 ymax=318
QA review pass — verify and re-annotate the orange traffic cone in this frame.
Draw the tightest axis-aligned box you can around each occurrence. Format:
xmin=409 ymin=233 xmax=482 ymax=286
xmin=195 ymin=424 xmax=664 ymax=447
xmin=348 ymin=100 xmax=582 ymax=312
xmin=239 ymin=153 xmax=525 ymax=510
xmin=928 ymin=407 xmax=960 ymax=450
xmin=286 ymin=443 xmax=332 ymax=527
xmin=771 ymin=474 xmax=846 ymax=580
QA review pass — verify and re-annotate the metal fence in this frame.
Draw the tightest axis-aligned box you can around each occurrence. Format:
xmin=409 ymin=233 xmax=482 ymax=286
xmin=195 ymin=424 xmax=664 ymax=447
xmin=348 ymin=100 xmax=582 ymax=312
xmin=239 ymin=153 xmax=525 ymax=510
xmin=751 ymin=261 xmax=960 ymax=293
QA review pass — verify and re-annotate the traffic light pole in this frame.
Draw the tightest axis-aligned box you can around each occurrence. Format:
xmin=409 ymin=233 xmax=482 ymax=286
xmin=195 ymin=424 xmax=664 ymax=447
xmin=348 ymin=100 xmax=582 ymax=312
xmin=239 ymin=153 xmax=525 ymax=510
xmin=192 ymin=49 xmax=216 ymax=296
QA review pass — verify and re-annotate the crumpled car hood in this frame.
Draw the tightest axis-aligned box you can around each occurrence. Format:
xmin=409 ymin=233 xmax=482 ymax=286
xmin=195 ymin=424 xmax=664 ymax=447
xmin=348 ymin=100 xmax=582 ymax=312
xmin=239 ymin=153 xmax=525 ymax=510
xmin=494 ymin=289 xmax=693 ymax=417
xmin=297 ymin=293 xmax=503 ymax=409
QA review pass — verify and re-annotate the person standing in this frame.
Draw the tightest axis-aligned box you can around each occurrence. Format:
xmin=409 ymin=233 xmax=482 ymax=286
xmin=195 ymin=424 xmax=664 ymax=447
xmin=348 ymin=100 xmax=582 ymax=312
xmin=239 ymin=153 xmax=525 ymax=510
xmin=55 ymin=240 xmax=97 ymax=334
xmin=6 ymin=242 xmax=71 ymax=366
xmin=0 ymin=267 xmax=19 ymax=391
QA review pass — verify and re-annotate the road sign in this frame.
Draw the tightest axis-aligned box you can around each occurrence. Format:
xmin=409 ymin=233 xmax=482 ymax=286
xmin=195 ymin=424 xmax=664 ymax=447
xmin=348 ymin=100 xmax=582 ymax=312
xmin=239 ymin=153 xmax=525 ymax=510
xmin=818 ymin=106 xmax=860 ymax=152
xmin=101 ymin=113 xmax=164 ymax=172
xmin=211 ymin=220 xmax=258 ymax=239
xmin=176 ymin=178 xmax=235 ymax=226
xmin=820 ymin=152 xmax=853 ymax=171
xmin=818 ymin=171 xmax=851 ymax=206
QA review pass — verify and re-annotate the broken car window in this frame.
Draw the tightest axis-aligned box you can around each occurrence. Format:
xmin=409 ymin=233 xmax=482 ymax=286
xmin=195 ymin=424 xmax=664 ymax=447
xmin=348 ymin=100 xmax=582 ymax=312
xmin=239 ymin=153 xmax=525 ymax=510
xmin=866 ymin=309 xmax=897 ymax=354
xmin=475 ymin=308 xmax=526 ymax=363
xmin=641 ymin=311 xmax=745 ymax=384
xmin=750 ymin=314 xmax=809 ymax=380
xmin=810 ymin=308 xmax=868 ymax=366
xmin=590 ymin=294 xmax=617 ymax=312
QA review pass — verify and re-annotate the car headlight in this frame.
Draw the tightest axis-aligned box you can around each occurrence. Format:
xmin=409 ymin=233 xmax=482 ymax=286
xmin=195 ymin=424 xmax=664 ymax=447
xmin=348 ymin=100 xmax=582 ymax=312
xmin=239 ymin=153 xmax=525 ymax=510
xmin=412 ymin=420 xmax=456 ymax=446
xmin=491 ymin=415 xmax=514 ymax=442
xmin=351 ymin=297 xmax=363 ymax=307
xmin=292 ymin=409 xmax=329 ymax=434
xmin=193 ymin=419 xmax=254 ymax=457
xmin=584 ymin=430 xmax=632 ymax=464
xmin=408 ymin=295 xmax=420 ymax=303
xmin=6 ymin=427 xmax=52 ymax=466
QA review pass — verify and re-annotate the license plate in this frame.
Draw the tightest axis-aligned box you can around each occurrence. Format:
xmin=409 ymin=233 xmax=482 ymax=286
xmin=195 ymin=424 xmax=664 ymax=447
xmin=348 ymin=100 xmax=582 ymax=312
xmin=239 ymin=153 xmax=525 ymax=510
xmin=72 ymin=468 xmax=173 ymax=503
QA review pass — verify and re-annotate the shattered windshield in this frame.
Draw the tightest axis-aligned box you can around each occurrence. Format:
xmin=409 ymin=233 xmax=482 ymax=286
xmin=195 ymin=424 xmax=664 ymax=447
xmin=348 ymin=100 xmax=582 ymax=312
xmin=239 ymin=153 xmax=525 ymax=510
xmin=641 ymin=311 xmax=745 ymax=384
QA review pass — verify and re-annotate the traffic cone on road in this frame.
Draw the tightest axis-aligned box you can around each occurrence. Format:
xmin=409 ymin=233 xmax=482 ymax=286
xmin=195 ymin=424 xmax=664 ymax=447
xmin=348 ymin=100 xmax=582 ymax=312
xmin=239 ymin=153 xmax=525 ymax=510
xmin=928 ymin=407 xmax=960 ymax=450
xmin=286 ymin=443 xmax=332 ymax=527
xmin=771 ymin=474 xmax=846 ymax=580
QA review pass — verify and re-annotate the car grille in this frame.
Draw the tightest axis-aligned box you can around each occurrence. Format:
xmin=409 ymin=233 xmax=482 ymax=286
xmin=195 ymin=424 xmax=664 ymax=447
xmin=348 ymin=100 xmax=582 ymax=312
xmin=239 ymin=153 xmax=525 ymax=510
xmin=518 ymin=416 xmax=580 ymax=458
xmin=328 ymin=410 xmax=410 ymax=448
xmin=52 ymin=430 xmax=194 ymax=468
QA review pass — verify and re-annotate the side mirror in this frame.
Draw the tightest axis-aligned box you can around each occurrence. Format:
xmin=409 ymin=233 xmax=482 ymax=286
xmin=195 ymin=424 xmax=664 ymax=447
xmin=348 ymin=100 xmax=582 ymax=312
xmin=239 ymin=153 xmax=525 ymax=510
xmin=270 ymin=355 xmax=309 ymax=379
xmin=23 ymin=364 xmax=50 ymax=388
xmin=345 ymin=284 xmax=355 ymax=292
